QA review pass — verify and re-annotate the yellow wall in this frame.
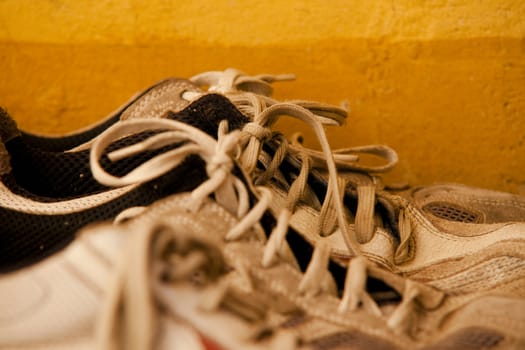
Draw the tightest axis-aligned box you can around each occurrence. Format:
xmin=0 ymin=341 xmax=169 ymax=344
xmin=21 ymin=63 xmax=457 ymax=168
xmin=0 ymin=0 xmax=524 ymax=193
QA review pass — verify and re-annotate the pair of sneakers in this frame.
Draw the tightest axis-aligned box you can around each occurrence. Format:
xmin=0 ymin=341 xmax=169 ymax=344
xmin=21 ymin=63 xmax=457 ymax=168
xmin=0 ymin=69 xmax=350 ymax=348
xmin=1 ymin=69 xmax=525 ymax=349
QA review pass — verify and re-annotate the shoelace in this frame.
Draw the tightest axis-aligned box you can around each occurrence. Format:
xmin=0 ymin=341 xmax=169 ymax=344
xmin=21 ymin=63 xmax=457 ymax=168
xmin=93 ymin=121 xmax=279 ymax=349
xmin=226 ymin=104 xmax=442 ymax=332
xmin=89 ymin=109 xmax=443 ymax=345
xmin=288 ymin=133 xmax=402 ymax=244
xmin=190 ymin=67 xmax=296 ymax=97
xmin=187 ymin=68 xmax=405 ymax=253
xmin=238 ymin=95 xmax=414 ymax=263
xmin=187 ymin=68 xmax=347 ymax=127
xmin=88 ymin=105 xmax=361 ymax=259
xmin=234 ymin=102 xmax=401 ymax=241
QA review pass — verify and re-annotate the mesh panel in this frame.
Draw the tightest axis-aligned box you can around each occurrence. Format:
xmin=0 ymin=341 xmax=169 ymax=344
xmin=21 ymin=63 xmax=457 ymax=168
xmin=5 ymin=94 xmax=250 ymax=200
xmin=0 ymin=94 xmax=250 ymax=271
xmin=423 ymin=202 xmax=481 ymax=223
xmin=423 ymin=327 xmax=503 ymax=350
xmin=7 ymin=138 xmax=108 ymax=198
xmin=0 ymin=156 xmax=207 ymax=272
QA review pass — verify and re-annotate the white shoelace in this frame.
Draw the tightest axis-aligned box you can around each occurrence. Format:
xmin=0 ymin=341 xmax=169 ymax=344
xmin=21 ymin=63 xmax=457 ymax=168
xmin=187 ymin=68 xmax=347 ymax=127
xmin=229 ymin=98 xmax=407 ymax=255
xmin=92 ymin=120 xmax=275 ymax=349
xmin=186 ymin=68 xmax=406 ymax=251
xmin=222 ymin=104 xmax=442 ymax=332
xmin=89 ymin=108 xmax=442 ymax=348
xmin=190 ymin=67 xmax=296 ymax=96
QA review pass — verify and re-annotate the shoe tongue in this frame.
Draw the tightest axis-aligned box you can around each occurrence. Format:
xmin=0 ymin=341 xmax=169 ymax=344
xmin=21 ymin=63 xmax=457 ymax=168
xmin=119 ymin=78 xmax=202 ymax=121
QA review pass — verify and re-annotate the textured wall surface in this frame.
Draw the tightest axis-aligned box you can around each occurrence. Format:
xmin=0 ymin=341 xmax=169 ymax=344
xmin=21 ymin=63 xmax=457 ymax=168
xmin=0 ymin=0 xmax=524 ymax=193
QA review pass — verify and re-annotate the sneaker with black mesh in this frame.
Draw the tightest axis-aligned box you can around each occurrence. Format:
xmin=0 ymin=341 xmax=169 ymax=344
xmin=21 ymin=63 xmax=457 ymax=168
xmin=0 ymin=91 xmax=250 ymax=271
xmin=4 ymin=69 xmax=523 ymax=348
xmin=8 ymin=116 xmax=520 ymax=349
xmin=92 ymin=74 xmax=525 ymax=350
xmin=0 ymin=123 xmax=301 ymax=349
xmin=35 ymin=71 xmax=523 ymax=320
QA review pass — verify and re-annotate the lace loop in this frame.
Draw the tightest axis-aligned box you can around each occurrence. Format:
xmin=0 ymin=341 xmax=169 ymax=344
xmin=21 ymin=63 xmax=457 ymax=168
xmin=355 ymin=184 xmax=377 ymax=243
xmin=386 ymin=279 xmax=444 ymax=335
xmin=262 ymin=209 xmax=292 ymax=268
xmin=225 ymin=186 xmax=272 ymax=241
xmin=239 ymin=103 xmax=361 ymax=257
xmin=318 ymin=176 xmax=348 ymax=236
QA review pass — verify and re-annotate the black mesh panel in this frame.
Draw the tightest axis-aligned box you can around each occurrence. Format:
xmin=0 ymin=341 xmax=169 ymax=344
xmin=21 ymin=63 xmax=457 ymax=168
xmin=0 ymin=94 xmax=250 ymax=271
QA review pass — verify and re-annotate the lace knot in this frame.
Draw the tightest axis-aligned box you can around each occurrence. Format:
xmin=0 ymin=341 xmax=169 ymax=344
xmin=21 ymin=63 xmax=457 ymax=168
xmin=206 ymin=151 xmax=233 ymax=177
xmin=243 ymin=121 xmax=272 ymax=142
